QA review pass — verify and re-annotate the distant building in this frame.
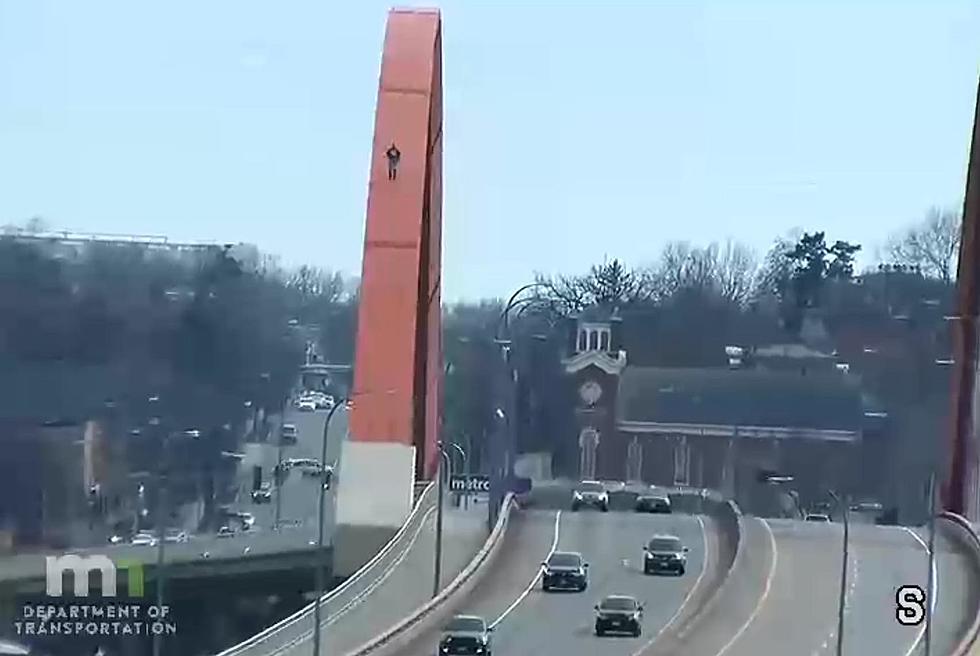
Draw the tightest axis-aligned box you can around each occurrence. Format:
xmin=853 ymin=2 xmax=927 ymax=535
xmin=560 ymin=307 xmax=875 ymax=513
xmin=0 ymin=365 xmax=133 ymax=549
xmin=3 ymin=229 xmax=256 ymax=268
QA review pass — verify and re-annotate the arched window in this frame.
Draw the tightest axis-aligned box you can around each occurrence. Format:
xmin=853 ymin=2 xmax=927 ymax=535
xmin=578 ymin=330 xmax=587 ymax=352
xmin=600 ymin=330 xmax=610 ymax=351
xmin=589 ymin=330 xmax=599 ymax=350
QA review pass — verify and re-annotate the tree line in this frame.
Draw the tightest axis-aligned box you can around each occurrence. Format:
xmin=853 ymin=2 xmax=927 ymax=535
xmin=0 ymin=232 xmax=356 ymax=533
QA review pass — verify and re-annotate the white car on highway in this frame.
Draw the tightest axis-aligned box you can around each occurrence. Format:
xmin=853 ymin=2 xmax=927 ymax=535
xmin=164 ymin=530 xmax=189 ymax=543
xmin=235 ymin=512 xmax=255 ymax=528
xmin=296 ymin=398 xmax=317 ymax=412
xmin=131 ymin=531 xmax=157 ymax=546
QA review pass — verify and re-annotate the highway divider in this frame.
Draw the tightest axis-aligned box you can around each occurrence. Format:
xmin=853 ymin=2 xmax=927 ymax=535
xmin=342 ymin=492 xmax=518 ymax=656
xmin=938 ymin=512 xmax=980 ymax=656
xmin=644 ymin=496 xmax=747 ymax=655
xmin=214 ymin=482 xmax=436 ymax=656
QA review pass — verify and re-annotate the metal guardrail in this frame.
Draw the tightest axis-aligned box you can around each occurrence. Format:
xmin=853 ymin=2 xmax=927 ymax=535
xmin=938 ymin=511 xmax=980 ymax=656
xmin=342 ymin=492 xmax=518 ymax=656
xmin=214 ymin=482 xmax=436 ymax=656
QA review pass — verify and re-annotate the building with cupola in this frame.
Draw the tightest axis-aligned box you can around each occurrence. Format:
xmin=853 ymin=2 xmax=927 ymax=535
xmin=559 ymin=306 xmax=882 ymax=512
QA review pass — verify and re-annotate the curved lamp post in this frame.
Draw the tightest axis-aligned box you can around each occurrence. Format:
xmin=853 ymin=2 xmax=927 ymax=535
xmin=311 ymin=400 xmax=344 ymax=656
xmin=433 ymin=441 xmax=452 ymax=598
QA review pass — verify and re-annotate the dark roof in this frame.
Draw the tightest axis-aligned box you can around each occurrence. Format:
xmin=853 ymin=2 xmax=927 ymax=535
xmin=617 ymin=366 xmax=864 ymax=432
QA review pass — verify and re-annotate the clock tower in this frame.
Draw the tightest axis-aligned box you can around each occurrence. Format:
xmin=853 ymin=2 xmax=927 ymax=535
xmin=561 ymin=307 xmax=627 ymax=480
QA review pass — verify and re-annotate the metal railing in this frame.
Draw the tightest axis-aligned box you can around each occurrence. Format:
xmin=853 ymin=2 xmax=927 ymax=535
xmin=215 ymin=483 xmax=436 ymax=656
xmin=342 ymin=492 xmax=518 ymax=656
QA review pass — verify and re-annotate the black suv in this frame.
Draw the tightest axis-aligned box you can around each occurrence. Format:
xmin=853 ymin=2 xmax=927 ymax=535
xmin=542 ymin=551 xmax=589 ymax=592
xmin=439 ymin=615 xmax=492 ymax=655
xmin=594 ymin=595 xmax=644 ymax=637
xmin=643 ymin=534 xmax=688 ymax=575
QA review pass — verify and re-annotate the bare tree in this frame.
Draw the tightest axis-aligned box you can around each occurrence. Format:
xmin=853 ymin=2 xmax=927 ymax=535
xmin=717 ymin=239 xmax=758 ymax=306
xmin=753 ymin=230 xmax=802 ymax=304
xmin=535 ymin=258 xmax=654 ymax=315
xmin=886 ymin=208 xmax=961 ymax=283
xmin=286 ymin=265 xmax=345 ymax=303
xmin=646 ymin=240 xmax=757 ymax=305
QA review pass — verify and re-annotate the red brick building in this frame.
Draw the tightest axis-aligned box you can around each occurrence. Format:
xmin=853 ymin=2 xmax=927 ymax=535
xmin=561 ymin=309 xmax=874 ymax=511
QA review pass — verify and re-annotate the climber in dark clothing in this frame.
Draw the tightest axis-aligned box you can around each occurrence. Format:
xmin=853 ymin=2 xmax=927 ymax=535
xmin=386 ymin=143 xmax=401 ymax=180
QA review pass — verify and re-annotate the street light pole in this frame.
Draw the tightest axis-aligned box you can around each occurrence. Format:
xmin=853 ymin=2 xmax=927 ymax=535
xmin=311 ymin=400 xmax=344 ymax=656
xmin=151 ymin=419 xmax=167 ymax=656
xmin=274 ymin=394 xmax=286 ymax=531
xmin=925 ymin=471 xmax=938 ymax=656
xmin=828 ymin=489 xmax=849 ymax=656
xmin=450 ymin=443 xmax=467 ymax=510
xmin=433 ymin=442 xmax=450 ymax=598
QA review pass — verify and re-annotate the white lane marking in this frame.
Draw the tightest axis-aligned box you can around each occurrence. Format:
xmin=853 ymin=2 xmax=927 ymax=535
xmin=713 ymin=517 xmax=779 ymax=656
xmin=813 ymin=531 xmax=860 ymax=655
xmin=630 ymin=515 xmax=710 ymax=656
xmin=490 ymin=510 xmax=562 ymax=629
xmin=902 ymin=527 xmax=937 ymax=656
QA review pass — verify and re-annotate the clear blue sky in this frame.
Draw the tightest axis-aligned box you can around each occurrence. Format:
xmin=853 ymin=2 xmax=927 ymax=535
xmin=1 ymin=1 xmax=978 ymax=301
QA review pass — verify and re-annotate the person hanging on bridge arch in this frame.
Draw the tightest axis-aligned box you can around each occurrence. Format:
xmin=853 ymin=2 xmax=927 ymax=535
xmin=386 ymin=142 xmax=401 ymax=180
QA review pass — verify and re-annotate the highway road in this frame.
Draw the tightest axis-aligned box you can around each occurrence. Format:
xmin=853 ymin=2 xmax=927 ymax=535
xmin=390 ymin=508 xmax=713 ymax=656
xmin=667 ymin=518 xmax=975 ymax=656
xmin=230 ymin=404 xmax=347 ymax=536
xmin=0 ymin=404 xmax=348 ymax=583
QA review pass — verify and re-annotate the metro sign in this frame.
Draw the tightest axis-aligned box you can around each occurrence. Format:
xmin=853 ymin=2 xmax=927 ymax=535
xmin=449 ymin=475 xmax=491 ymax=493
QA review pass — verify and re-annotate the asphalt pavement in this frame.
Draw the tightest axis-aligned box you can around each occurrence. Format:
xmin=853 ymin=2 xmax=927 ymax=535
xmin=391 ymin=508 xmax=711 ymax=656
xmin=683 ymin=519 xmax=967 ymax=656
xmin=227 ymin=405 xmax=348 ymax=536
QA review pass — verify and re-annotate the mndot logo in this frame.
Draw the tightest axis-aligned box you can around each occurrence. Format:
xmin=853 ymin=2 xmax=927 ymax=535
xmin=45 ymin=555 xmax=144 ymax=597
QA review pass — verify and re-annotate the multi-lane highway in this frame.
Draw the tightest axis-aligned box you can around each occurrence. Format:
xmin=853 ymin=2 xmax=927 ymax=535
xmin=390 ymin=508 xmax=713 ymax=656
xmin=655 ymin=517 xmax=975 ymax=656
xmin=334 ymin=489 xmax=978 ymax=656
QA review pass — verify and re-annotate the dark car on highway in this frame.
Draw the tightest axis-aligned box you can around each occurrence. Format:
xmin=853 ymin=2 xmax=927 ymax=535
xmin=542 ymin=551 xmax=589 ymax=592
xmin=635 ymin=493 xmax=671 ymax=513
xmin=643 ymin=534 xmax=688 ymax=575
xmin=594 ymin=595 xmax=644 ymax=637
xmin=439 ymin=614 xmax=493 ymax=655
xmin=280 ymin=423 xmax=298 ymax=445
xmin=251 ymin=486 xmax=272 ymax=504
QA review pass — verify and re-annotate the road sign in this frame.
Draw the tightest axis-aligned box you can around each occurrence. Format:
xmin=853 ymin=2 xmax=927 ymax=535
xmin=450 ymin=475 xmax=490 ymax=493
